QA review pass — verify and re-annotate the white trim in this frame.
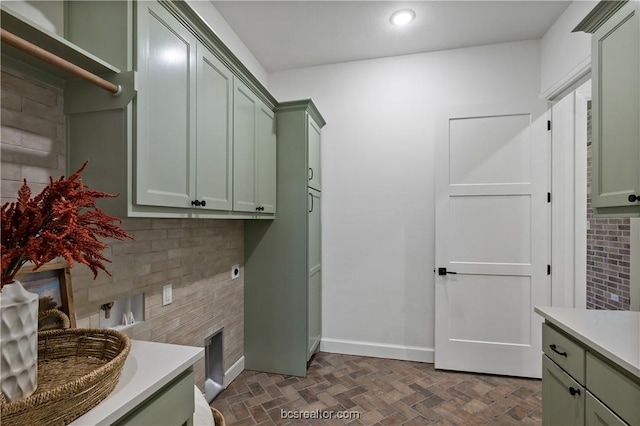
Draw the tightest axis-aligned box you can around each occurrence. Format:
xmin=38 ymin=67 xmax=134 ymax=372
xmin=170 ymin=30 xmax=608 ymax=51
xmin=223 ymin=356 xmax=244 ymax=388
xmin=540 ymin=56 xmax=591 ymax=101
xmin=320 ymin=338 xmax=434 ymax=363
xmin=549 ymin=81 xmax=590 ymax=309
xmin=631 ymin=219 xmax=640 ymax=311
xmin=573 ymin=84 xmax=590 ymax=309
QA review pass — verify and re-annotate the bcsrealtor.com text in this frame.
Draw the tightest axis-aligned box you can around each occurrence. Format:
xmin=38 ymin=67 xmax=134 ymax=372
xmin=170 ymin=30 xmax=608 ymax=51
xmin=280 ymin=409 xmax=361 ymax=421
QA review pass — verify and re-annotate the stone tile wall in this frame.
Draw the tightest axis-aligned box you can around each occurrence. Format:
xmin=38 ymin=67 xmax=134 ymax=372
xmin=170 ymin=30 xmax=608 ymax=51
xmin=586 ymin=101 xmax=631 ymax=310
xmin=1 ymin=68 xmax=244 ymax=388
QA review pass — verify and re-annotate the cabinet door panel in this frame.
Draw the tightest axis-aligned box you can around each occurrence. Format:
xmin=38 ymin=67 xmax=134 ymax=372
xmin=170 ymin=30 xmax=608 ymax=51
xmin=586 ymin=392 xmax=627 ymax=426
xmin=592 ymin=2 xmax=640 ymax=209
xmin=233 ymin=82 xmax=257 ymax=212
xmin=114 ymin=370 xmax=194 ymax=426
xmin=308 ymin=190 xmax=321 ymax=358
xmin=542 ymin=355 xmax=585 ymax=426
xmin=308 ymin=115 xmax=322 ymax=191
xmin=257 ymin=105 xmax=276 ymax=213
xmin=197 ymin=44 xmax=233 ymax=211
xmin=136 ymin=2 xmax=196 ymax=208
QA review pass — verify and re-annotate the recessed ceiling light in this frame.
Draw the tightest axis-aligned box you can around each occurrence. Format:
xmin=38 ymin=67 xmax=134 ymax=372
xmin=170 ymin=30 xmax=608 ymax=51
xmin=390 ymin=9 xmax=415 ymax=26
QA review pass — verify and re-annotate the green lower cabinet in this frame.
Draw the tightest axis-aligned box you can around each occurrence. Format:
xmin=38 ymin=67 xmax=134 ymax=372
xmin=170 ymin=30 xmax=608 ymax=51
xmin=541 ymin=320 xmax=640 ymax=426
xmin=307 ymin=189 xmax=321 ymax=359
xmin=244 ymin=100 xmax=325 ymax=377
xmin=586 ymin=392 xmax=627 ymax=426
xmin=543 ymin=355 xmax=585 ymax=426
xmin=114 ymin=369 xmax=195 ymax=426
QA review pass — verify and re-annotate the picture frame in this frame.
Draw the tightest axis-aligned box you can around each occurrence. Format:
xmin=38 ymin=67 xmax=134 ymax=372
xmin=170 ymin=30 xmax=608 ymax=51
xmin=16 ymin=261 xmax=77 ymax=328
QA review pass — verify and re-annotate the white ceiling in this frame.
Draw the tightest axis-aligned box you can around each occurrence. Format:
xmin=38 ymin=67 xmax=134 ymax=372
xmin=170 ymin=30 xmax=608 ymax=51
xmin=211 ymin=1 xmax=572 ymax=72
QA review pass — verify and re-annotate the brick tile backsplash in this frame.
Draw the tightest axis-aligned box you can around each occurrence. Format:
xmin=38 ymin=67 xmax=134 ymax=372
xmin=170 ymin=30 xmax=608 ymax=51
xmin=1 ymin=67 xmax=245 ymax=389
xmin=586 ymin=101 xmax=631 ymax=310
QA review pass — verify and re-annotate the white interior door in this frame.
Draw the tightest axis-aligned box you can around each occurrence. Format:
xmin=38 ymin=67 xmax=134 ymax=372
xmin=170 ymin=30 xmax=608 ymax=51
xmin=435 ymin=101 xmax=550 ymax=378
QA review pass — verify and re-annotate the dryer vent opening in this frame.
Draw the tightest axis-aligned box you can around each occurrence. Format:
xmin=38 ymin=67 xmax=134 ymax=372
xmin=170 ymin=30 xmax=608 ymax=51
xmin=204 ymin=328 xmax=223 ymax=402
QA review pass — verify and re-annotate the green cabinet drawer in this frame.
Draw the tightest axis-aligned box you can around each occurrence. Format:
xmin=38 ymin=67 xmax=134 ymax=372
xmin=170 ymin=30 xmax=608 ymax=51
xmin=586 ymin=391 xmax=627 ymax=426
xmin=543 ymin=323 xmax=586 ymax=384
xmin=587 ymin=353 xmax=640 ymax=426
xmin=115 ymin=369 xmax=195 ymax=426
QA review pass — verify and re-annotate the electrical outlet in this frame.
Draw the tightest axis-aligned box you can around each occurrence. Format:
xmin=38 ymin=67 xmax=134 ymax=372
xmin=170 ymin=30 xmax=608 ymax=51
xmin=231 ymin=264 xmax=240 ymax=280
xmin=610 ymin=293 xmax=619 ymax=302
xmin=162 ymin=284 xmax=172 ymax=306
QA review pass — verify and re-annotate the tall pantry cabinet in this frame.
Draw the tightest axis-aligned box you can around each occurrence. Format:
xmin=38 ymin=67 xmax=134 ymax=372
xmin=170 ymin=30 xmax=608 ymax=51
xmin=244 ymin=100 xmax=326 ymax=377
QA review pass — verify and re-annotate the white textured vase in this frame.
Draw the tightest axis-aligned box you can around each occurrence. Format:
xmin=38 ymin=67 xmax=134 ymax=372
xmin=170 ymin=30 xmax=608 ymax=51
xmin=0 ymin=280 xmax=38 ymax=401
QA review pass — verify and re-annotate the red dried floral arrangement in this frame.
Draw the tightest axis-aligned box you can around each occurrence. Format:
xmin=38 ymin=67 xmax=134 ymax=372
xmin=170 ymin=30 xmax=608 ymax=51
xmin=1 ymin=161 xmax=133 ymax=289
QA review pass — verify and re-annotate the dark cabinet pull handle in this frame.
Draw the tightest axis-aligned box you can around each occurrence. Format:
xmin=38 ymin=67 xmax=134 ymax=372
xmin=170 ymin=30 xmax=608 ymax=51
xmin=569 ymin=387 xmax=581 ymax=396
xmin=629 ymin=194 xmax=639 ymax=203
xmin=191 ymin=200 xmax=201 ymax=207
xmin=309 ymin=168 xmax=314 ymax=181
xmin=309 ymin=194 xmax=314 ymax=213
xmin=438 ymin=268 xmax=457 ymax=276
xmin=550 ymin=344 xmax=567 ymax=357
xmin=255 ymin=206 xmax=265 ymax=212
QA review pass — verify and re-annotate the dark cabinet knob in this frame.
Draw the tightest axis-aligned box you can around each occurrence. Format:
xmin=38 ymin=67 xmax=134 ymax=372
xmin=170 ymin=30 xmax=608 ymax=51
xmin=569 ymin=387 xmax=581 ymax=396
xmin=191 ymin=200 xmax=201 ymax=207
xmin=629 ymin=194 xmax=639 ymax=203
xmin=201 ymin=200 xmax=206 ymax=207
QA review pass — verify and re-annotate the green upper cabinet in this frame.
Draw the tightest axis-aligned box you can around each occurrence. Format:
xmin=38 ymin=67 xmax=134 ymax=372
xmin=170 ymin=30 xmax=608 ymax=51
xmin=233 ymin=80 xmax=276 ymax=214
xmin=308 ymin=116 xmax=322 ymax=191
xmin=136 ymin=1 xmax=196 ymax=209
xmin=64 ymin=0 xmax=275 ymax=218
xmin=196 ymin=44 xmax=233 ymax=211
xmin=233 ymin=81 xmax=258 ymax=212
xmin=583 ymin=0 xmax=640 ymax=216
xmin=257 ymin=105 xmax=277 ymax=213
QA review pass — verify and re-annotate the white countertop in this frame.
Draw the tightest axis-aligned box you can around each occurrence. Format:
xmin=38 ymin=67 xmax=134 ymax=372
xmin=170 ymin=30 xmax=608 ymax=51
xmin=535 ymin=307 xmax=640 ymax=380
xmin=70 ymin=340 xmax=204 ymax=426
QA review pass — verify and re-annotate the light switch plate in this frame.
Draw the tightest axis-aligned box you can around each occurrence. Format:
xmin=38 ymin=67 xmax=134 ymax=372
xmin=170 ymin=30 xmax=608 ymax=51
xmin=162 ymin=284 xmax=172 ymax=306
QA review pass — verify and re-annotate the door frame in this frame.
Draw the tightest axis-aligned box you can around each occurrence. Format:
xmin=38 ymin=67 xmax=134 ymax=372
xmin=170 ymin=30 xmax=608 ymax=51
xmin=549 ymin=81 xmax=590 ymax=309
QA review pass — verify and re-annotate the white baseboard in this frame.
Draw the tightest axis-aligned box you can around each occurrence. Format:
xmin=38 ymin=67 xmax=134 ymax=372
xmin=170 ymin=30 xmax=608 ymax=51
xmin=320 ymin=338 xmax=434 ymax=363
xmin=223 ymin=356 xmax=244 ymax=388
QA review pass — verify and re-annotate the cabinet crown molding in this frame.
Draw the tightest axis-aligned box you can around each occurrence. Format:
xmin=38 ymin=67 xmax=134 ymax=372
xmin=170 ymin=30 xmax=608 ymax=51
xmin=573 ymin=0 xmax=628 ymax=33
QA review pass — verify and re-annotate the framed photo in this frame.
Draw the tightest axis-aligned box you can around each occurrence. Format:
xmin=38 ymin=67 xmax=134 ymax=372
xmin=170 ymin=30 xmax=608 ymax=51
xmin=16 ymin=261 xmax=76 ymax=328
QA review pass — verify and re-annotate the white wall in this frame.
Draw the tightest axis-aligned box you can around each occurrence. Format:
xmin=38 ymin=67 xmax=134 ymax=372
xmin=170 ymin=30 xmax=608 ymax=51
xmin=268 ymin=40 xmax=542 ymax=362
xmin=185 ymin=0 xmax=268 ymax=86
xmin=540 ymin=1 xmax=597 ymax=99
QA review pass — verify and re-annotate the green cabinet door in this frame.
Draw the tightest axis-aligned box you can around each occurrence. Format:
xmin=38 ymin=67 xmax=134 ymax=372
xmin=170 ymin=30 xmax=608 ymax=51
xmin=586 ymin=392 xmax=627 ymax=426
xmin=257 ymin=104 xmax=276 ymax=213
xmin=307 ymin=189 xmax=321 ymax=359
xmin=196 ymin=42 xmax=233 ymax=211
xmin=233 ymin=80 xmax=276 ymax=214
xmin=308 ymin=115 xmax=322 ymax=191
xmin=136 ymin=1 xmax=196 ymax=208
xmin=542 ymin=355 xmax=585 ymax=426
xmin=233 ymin=81 xmax=258 ymax=212
xmin=592 ymin=1 xmax=640 ymax=214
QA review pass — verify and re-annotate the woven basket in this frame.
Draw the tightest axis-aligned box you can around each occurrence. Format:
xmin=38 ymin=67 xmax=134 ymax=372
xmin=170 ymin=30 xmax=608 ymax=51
xmin=37 ymin=309 xmax=71 ymax=331
xmin=0 ymin=327 xmax=131 ymax=425
xmin=211 ymin=407 xmax=226 ymax=426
